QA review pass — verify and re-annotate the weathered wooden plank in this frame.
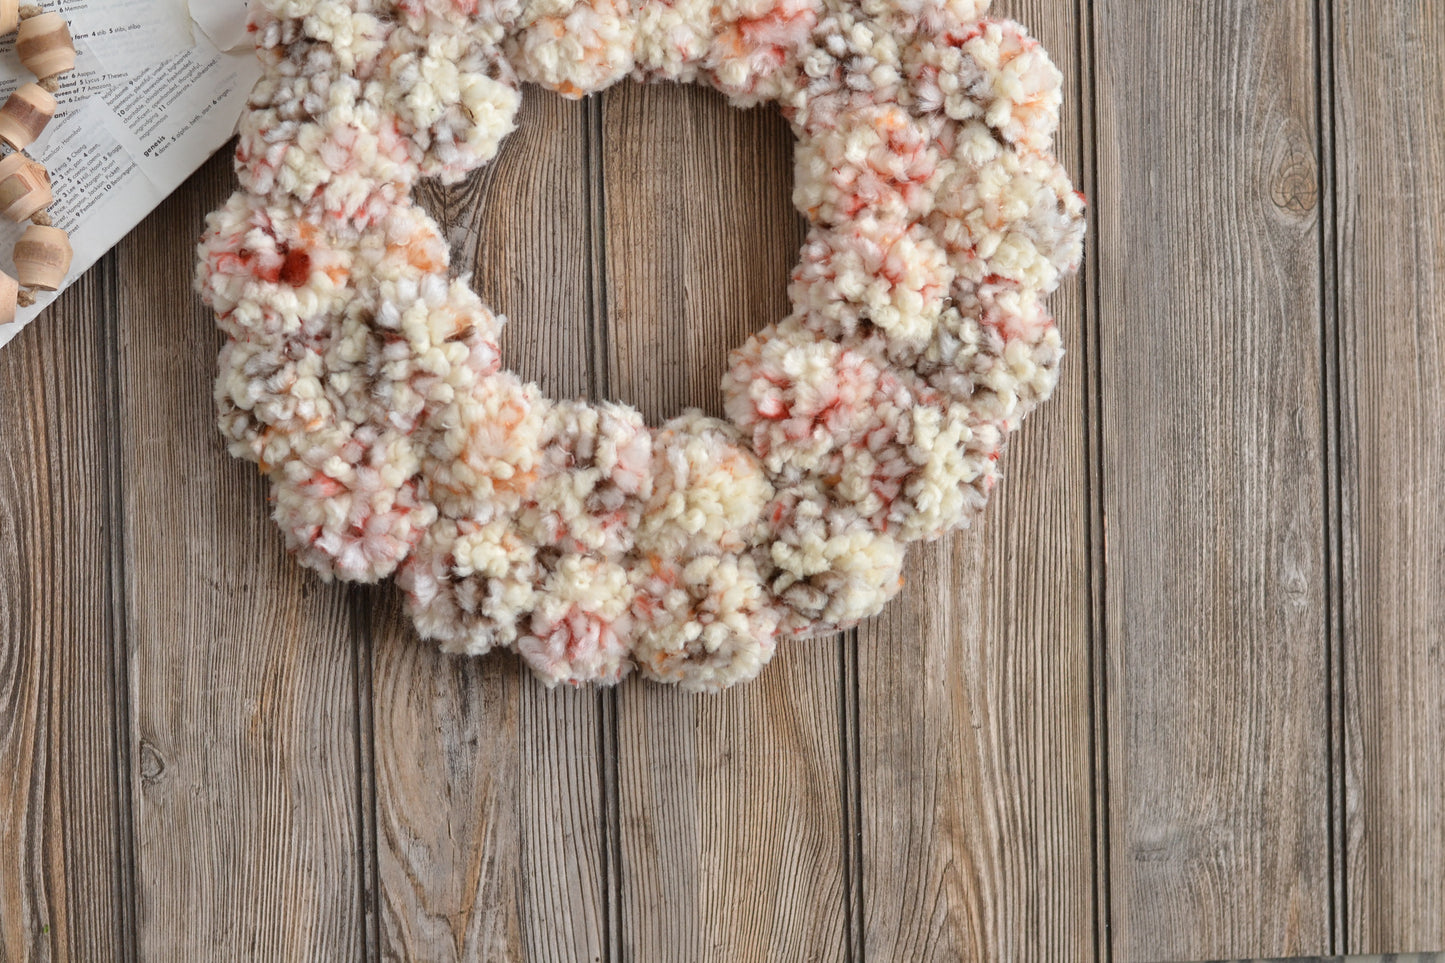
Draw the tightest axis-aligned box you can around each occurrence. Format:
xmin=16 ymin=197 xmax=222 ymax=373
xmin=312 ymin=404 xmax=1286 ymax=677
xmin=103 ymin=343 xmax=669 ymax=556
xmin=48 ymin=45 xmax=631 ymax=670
xmin=1207 ymin=957 xmax=1445 ymax=963
xmin=1093 ymin=1 xmax=1332 ymax=958
xmin=600 ymin=83 xmax=849 ymax=961
xmin=854 ymin=1 xmax=1096 ymax=958
xmin=367 ymin=590 xmax=523 ymax=962
xmin=116 ymin=153 xmax=366 ymax=957
xmin=1332 ymin=0 xmax=1445 ymax=952
xmin=1077 ymin=3 xmax=1111 ymax=957
xmin=370 ymin=90 xmax=610 ymax=961
xmin=0 ymin=273 xmax=131 ymax=960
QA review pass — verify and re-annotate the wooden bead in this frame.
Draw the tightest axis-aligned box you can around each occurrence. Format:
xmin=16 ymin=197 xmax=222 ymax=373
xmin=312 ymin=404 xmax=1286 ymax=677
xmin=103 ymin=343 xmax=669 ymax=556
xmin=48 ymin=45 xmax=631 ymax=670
xmin=0 ymin=83 xmax=57 ymax=151
xmin=0 ymin=152 xmax=51 ymax=222
xmin=0 ymin=0 xmax=17 ymax=36
xmin=0 ymin=270 xmax=16 ymax=325
xmin=14 ymin=224 xmax=69 ymax=291
xmin=17 ymin=13 xmax=75 ymax=80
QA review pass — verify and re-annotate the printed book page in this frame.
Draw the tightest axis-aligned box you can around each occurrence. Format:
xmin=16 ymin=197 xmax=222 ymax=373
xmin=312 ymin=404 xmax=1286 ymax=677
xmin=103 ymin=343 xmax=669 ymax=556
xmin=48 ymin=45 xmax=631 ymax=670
xmin=0 ymin=0 xmax=260 ymax=351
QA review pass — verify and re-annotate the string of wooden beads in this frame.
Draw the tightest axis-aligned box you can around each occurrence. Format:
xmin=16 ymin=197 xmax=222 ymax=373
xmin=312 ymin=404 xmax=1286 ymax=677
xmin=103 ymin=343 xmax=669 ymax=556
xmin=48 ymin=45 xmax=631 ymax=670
xmin=0 ymin=0 xmax=73 ymax=324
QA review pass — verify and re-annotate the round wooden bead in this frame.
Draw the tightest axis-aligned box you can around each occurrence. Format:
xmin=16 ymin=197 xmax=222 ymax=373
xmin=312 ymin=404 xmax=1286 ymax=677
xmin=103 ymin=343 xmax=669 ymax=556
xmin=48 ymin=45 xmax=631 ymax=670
xmin=0 ymin=152 xmax=51 ymax=222
xmin=14 ymin=224 xmax=70 ymax=291
xmin=17 ymin=13 xmax=75 ymax=80
xmin=0 ymin=270 xmax=16 ymax=325
xmin=0 ymin=83 xmax=57 ymax=151
xmin=0 ymin=0 xmax=18 ymax=37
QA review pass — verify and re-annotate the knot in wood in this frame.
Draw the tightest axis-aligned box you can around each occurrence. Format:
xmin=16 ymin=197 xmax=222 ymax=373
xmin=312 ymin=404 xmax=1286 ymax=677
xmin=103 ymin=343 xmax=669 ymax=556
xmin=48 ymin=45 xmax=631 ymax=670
xmin=138 ymin=740 xmax=168 ymax=784
xmin=1271 ymin=148 xmax=1318 ymax=214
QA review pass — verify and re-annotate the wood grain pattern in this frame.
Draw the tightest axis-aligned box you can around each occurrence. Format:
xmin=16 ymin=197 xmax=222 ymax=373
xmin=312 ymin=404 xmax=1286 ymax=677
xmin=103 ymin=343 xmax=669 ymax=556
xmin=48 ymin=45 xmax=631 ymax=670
xmin=855 ymin=1 xmax=1097 ymax=958
xmin=367 ymin=589 xmax=523 ymax=962
xmin=371 ymin=90 xmax=611 ymax=963
xmin=8 ymin=7 xmax=1445 ymax=959
xmin=599 ymin=83 xmax=850 ymax=962
xmin=0 ymin=270 xmax=130 ymax=960
xmin=1332 ymin=0 xmax=1445 ymax=952
xmin=1092 ymin=1 xmax=1333 ymax=958
xmin=115 ymin=154 xmax=367 ymax=959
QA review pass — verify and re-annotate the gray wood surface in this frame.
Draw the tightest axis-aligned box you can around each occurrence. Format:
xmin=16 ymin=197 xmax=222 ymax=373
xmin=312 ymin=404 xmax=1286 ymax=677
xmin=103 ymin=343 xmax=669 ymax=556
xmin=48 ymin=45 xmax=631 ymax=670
xmin=1332 ymin=0 xmax=1445 ymax=954
xmin=0 ymin=270 xmax=129 ymax=961
xmin=0 ymin=2 xmax=1443 ymax=961
xmin=599 ymin=83 xmax=850 ymax=962
xmin=373 ymin=92 xmax=610 ymax=963
xmin=117 ymin=160 xmax=368 ymax=958
xmin=854 ymin=1 xmax=1095 ymax=960
xmin=1093 ymin=0 xmax=1334 ymax=958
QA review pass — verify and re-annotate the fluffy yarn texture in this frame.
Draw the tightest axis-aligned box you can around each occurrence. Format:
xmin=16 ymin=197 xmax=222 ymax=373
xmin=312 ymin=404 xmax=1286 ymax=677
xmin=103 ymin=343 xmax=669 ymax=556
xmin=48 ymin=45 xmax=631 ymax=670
xmin=196 ymin=0 xmax=1084 ymax=692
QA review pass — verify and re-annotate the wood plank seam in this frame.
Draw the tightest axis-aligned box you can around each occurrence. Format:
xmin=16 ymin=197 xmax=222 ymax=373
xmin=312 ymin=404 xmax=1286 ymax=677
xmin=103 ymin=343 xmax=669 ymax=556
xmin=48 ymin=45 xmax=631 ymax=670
xmin=586 ymin=93 xmax=614 ymax=399
xmin=351 ymin=587 xmax=382 ymax=962
xmin=850 ymin=628 xmax=863 ymax=962
xmin=1077 ymin=0 xmax=1113 ymax=959
xmin=1313 ymin=0 xmax=1347 ymax=952
xmin=585 ymin=90 xmax=624 ymax=963
xmin=839 ymin=631 xmax=863 ymax=963
xmin=596 ymin=687 xmax=623 ymax=963
xmin=100 ymin=248 xmax=141 ymax=963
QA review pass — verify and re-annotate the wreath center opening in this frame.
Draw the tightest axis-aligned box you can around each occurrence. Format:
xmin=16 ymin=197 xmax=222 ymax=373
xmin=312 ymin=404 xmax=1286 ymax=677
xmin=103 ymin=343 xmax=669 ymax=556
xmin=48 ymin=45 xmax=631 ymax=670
xmin=431 ymin=84 xmax=800 ymax=425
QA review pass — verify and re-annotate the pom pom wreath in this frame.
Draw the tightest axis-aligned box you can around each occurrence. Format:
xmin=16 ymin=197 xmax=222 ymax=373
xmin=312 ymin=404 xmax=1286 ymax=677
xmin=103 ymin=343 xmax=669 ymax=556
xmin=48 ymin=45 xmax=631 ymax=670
xmin=197 ymin=0 xmax=1084 ymax=692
